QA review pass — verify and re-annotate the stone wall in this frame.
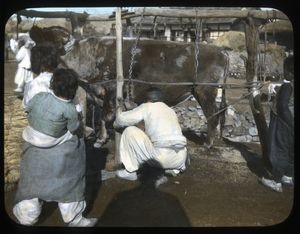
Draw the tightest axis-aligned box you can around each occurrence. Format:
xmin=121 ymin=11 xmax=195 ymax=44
xmin=172 ymin=97 xmax=270 ymax=143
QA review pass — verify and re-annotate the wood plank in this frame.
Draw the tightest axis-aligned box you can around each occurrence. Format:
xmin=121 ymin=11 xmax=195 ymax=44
xmin=115 ymin=7 xmax=124 ymax=165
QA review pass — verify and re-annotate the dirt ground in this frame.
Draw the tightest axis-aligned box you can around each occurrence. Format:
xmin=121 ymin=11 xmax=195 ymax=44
xmin=3 ymin=60 xmax=295 ymax=229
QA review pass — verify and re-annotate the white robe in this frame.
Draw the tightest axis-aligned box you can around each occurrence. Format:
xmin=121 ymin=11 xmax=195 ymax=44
xmin=10 ymin=38 xmax=18 ymax=53
xmin=114 ymin=102 xmax=187 ymax=172
xmin=13 ymin=198 xmax=87 ymax=225
xmin=22 ymin=71 xmax=53 ymax=108
xmin=14 ymin=46 xmax=33 ymax=90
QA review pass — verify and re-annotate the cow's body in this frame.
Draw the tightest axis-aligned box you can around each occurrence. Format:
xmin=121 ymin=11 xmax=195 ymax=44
xmin=29 ymin=26 xmax=229 ymax=148
xmin=62 ymin=37 xmax=229 ymax=147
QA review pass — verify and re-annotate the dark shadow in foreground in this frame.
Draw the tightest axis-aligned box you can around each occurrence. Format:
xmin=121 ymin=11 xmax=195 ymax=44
xmin=83 ymin=139 xmax=109 ymax=216
xmin=223 ymin=138 xmax=267 ymax=178
xmin=97 ymin=161 xmax=191 ymax=227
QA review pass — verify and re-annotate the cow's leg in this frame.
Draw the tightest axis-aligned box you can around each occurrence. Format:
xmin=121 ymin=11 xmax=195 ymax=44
xmin=73 ymin=86 xmax=89 ymax=135
xmin=94 ymin=119 xmax=109 ymax=148
xmin=193 ymin=86 xmax=219 ymax=149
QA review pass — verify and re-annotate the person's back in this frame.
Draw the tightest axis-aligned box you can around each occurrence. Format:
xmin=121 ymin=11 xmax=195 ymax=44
xmin=26 ymin=92 xmax=79 ymax=138
xmin=23 ymin=68 xmax=81 ymax=147
xmin=114 ymin=87 xmax=188 ymax=180
xmin=141 ymin=102 xmax=185 ymax=147
xmin=13 ymin=68 xmax=98 ymax=227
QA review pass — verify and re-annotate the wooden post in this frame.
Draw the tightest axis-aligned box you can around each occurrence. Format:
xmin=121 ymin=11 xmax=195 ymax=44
xmin=16 ymin=14 xmax=19 ymax=40
xmin=115 ymin=7 xmax=124 ymax=165
xmin=244 ymin=16 xmax=270 ymax=168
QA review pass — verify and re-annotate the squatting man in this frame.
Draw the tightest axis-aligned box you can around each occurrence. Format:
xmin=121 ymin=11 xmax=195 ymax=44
xmin=113 ymin=87 xmax=189 ymax=180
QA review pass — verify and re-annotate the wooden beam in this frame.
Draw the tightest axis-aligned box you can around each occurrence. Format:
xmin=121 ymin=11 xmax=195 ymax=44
xmin=18 ymin=9 xmax=89 ymax=19
xmin=115 ymin=7 xmax=124 ymax=165
xmin=244 ymin=16 xmax=269 ymax=168
xmin=18 ymin=8 xmax=289 ymax=22
xmin=122 ymin=8 xmax=289 ymax=20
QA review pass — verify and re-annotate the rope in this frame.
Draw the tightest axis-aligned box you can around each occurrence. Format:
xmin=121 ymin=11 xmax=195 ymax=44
xmin=92 ymin=105 xmax=95 ymax=132
xmin=89 ymin=78 xmax=265 ymax=89
xmin=206 ymin=82 xmax=264 ymax=120
xmin=86 ymin=78 xmax=266 ymax=126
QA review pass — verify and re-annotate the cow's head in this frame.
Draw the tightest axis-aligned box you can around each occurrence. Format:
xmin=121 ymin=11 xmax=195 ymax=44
xmin=29 ymin=25 xmax=75 ymax=56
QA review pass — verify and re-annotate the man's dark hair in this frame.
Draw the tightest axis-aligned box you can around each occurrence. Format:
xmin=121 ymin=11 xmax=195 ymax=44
xmin=31 ymin=42 xmax=60 ymax=74
xmin=50 ymin=68 xmax=79 ymax=100
xmin=145 ymin=87 xmax=163 ymax=102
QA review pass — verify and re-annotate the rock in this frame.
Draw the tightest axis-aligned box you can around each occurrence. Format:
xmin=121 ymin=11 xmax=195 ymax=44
xmin=249 ymin=127 xmax=258 ymax=136
xmin=227 ymin=106 xmax=236 ymax=116
xmin=234 ymin=119 xmax=242 ymax=127
xmin=243 ymin=119 xmax=252 ymax=129
xmin=252 ymin=136 xmax=260 ymax=142
xmin=231 ymin=126 xmax=246 ymax=135
xmin=196 ymin=109 xmax=204 ymax=116
xmin=223 ymin=126 xmax=233 ymax=136
xmin=225 ymin=135 xmax=251 ymax=143
xmin=224 ymin=116 xmax=235 ymax=126
xmin=188 ymin=107 xmax=196 ymax=112
xmin=244 ymin=112 xmax=253 ymax=121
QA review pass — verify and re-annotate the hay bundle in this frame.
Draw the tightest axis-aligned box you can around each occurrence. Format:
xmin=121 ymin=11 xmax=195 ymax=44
xmin=212 ymin=31 xmax=246 ymax=52
xmin=4 ymin=97 xmax=28 ymax=191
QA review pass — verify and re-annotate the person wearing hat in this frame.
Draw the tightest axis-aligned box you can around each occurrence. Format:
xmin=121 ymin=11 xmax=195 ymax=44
xmin=113 ymin=87 xmax=188 ymax=181
xmin=13 ymin=35 xmax=35 ymax=93
xmin=259 ymin=55 xmax=294 ymax=192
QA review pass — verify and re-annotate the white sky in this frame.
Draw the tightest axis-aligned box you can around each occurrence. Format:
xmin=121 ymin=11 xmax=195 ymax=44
xmin=12 ymin=7 xmax=276 ymax=20
xmin=27 ymin=7 xmax=275 ymax=14
xmin=26 ymin=7 xmax=124 ymax=15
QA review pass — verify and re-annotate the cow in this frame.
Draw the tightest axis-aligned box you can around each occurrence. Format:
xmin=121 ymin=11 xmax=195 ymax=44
xmin=29 ymin=26 xmax=229 ymax=149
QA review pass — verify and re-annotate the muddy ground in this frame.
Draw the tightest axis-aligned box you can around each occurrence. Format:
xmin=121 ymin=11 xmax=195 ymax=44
xmin=3 ymin=60 xmax=295 ymax=229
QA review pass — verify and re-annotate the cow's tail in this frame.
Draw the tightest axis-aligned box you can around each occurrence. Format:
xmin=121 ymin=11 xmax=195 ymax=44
xmin=77 ymin=79 xmax=104 ymax=107
xmin=219 ymin=50 xmax=229 ymax=138
xmin=78 ymin=78 xmax=89 ymax=91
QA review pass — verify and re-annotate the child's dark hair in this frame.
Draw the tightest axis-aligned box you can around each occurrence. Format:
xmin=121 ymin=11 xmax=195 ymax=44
xmin=50 ymin=68 xmax=79 ymax=100
xmin=31 ymin=42 xmax=60 ymax=74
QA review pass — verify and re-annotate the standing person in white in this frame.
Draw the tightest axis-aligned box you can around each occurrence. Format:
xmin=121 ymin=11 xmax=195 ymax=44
xmin=22 ymin=42 xmax=58 ymax=108
xmin=9 ymin=34 xmax=18 ymax=54
xmin=113 ymin=87 xmax=188 ymax=180
xmin=22 ymin=42 xmax=87 ymax=128
xmin=14 ymin=37 xmax=35 ymax=93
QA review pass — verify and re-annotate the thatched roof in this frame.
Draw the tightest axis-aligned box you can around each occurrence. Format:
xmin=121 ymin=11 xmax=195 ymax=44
xmin=260 ymin=20 xmax=293 ymax=33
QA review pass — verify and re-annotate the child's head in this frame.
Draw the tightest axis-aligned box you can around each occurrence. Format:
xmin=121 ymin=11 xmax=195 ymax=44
xmin=50 ymin=68 xmax=79 ymax=100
